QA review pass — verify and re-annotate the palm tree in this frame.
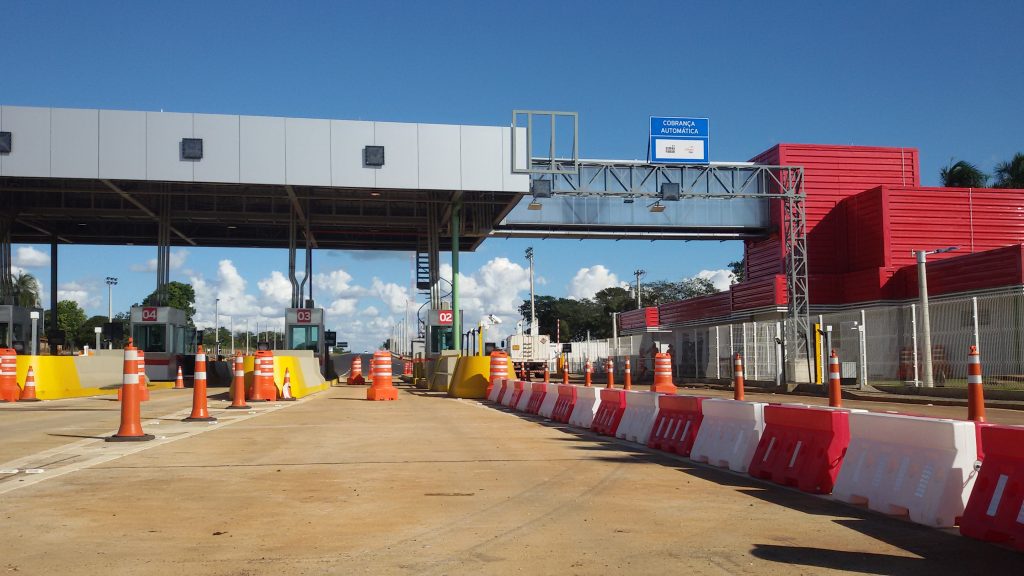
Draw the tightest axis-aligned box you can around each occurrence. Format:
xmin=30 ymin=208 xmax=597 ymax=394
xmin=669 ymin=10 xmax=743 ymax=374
xmin=939 ymin=159 xmax=987 ymax=188
xmin=11 ymin=272 xmax=42 ymax=308
xmin=993 ymin=153 xmax=1024 ymax=189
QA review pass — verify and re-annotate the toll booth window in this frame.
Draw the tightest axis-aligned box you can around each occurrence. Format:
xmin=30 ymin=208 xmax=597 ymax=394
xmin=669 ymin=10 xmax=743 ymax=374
xmin=133 ymin=324 xmax=167 ymax=353
xmin=290 ymin=326 xmax=321 ymax=351
xmin=430 ymin=326 xmax=453 ymax=354
xmin=0 ymin=323 xmax=8 ymax=347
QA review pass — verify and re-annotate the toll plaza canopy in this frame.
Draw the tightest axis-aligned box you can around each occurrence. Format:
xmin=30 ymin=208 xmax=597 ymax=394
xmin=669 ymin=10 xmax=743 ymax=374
xmin=0 ymin=105 xmax=529 ymax=251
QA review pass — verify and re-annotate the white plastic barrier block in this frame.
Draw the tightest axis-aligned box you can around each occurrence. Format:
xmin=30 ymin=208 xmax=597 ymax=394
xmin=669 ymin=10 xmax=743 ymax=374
xmin=515 ymin=385 xmax=533 ymax=412
xmin=832 ymin=412 xmax=979 ymax=527
xmin=568 ymin=386 xmax=602 ymax=429
xmin=498 ymin=379 xmax=516 ymax=406
xmin=615 ymin=390 xmax=662 ymax=444
xmin=689 ymin=398 xmax=766 ymax=473
xmin=486 ymin=379 xmax=503 ymax=403
xmin=538 ymin=383 xmax=560 ymax=419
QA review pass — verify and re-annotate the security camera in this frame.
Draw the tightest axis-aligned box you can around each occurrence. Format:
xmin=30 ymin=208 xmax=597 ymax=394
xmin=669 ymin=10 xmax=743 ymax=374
xmin=488 ymin=314 xmax=502 ymax=324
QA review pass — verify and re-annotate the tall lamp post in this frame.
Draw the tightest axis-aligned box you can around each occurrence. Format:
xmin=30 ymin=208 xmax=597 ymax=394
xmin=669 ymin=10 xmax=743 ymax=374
xmin=633 ymin=269 xmax=646 ymax=308
xmin=914 ymin=246 xmax=958 ymax=388
xmin=214 ymin=297 xmax=220 ymax=358
xmin=105 ymin=277 xmax=118 ymax=321
xmin=525 ymin=247 xmax=536 ymax=337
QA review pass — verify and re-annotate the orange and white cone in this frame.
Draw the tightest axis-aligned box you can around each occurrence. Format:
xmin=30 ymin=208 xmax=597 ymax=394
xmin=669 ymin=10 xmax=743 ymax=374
xmin=606 ymin=358 xmax=615 ymax=389
xmin=967 ymin=346 xmax=986 ymax=423
xmin=562 ymin=365 xmax=569 ymax=385
xmin=584 ymin=359 xmax=592 ymax=387
xmin=623 ymin=358 xmax=632 ymax=390
xmin=173 ymin=365 xmax=185 ymax=389
xmin=137 ymin=350 xmax=150 ymax=402
xmin=183 ymin=345 xmax=217 ymax=422
xmin=543 ymin=365 xmax=550 ymax=383
xmin=733 ymin=353 xmax=745 ymax=401
xmin=227 ymin=354 xmax=250 ymax=410
xmin=107 ymin=340 xmax=154 ymax=442
xmin=828 ymin=350 xmax=842 ymax=408
xmin=281 ymin=368 xmax=296 ymax=401
xmin=19 ymin=366 xmax=41 ymax=402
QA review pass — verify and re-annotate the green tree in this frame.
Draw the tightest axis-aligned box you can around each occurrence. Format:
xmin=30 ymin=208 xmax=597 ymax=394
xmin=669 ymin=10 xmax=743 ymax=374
xmin=940 ymin=159 xmax=988 ymax=187
xmin=11 ymin=272 xmax=42 ymax=308
xmin=728 ymin=260 xmax=744 ymax=284
xmin=142 ymin=281 xmax=197 ymax=326
xmin=76 ymin=315 xmax=108 ymax=349
xmin=993 ymin=152 xmax=1024 ymax=189
xmin=53 ymin=300 xmax=87 ymax=348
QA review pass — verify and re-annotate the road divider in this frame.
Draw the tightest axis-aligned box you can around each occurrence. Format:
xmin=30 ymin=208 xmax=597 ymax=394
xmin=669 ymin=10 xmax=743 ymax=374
xmin=960 ymin=424 xmax=1024 ymax=549
xmin=648 ymin=395 xmax=706 ymax=456
xmin=568 ymin=385 xmax=602 ymax=428
xmin=615 ymin=390 xmax=662 ymax=444
xmin=689 ymin=398 xmax=766 ymax=473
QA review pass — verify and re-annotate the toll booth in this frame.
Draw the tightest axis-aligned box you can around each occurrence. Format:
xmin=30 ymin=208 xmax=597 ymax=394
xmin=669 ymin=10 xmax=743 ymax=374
xmin=0 ymin=305 xmax=41 ymax=354
xmin=425 ymin=308 xmax=459 ymax=355
xmin=285 ymin=307 xmax=326 ymax=374
xmin=130 ymin=306 xmax=197 ymax=381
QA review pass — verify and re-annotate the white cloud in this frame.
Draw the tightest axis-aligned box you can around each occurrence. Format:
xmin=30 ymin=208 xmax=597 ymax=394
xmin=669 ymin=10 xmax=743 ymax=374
xmin=130 ymin=249 xmax=189 ymax=273
xmin=314 ymin=268 xmax=365 ymax=298
xmin=58 ymin=281 xmax=101 ymax=310
xmin=14 ymin=246 xmax=49 ymax=268
xmin=360 ymin=305 xmax=379 ymax=317
xmin=567 ymin=265 xmax=628 ymax=300
xmin=439 ymin=257 xmax=533 ymax=334
xmin=370 ymin=278 xmax=411 ymax=314
xmin=257 ymin=270 xmax=293 ymax=307
xmin=695 ymin=269 xmax=735 ymax=291
xmin=326 ymin=298 xmax=358 ymax=316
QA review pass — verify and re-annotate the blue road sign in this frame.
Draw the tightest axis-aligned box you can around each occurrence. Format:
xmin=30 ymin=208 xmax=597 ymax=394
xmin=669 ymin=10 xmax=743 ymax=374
xmin=649 ymin=117 xmax=710 ymax=164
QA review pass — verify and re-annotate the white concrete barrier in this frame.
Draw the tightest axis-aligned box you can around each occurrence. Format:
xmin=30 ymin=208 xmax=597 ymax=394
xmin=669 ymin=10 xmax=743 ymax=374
xmin=832 ymin=412 xmax=979 ymax=527
xmin=615 ymin=390 xmax=662 ymax=444
xmin=568 ymin=386 xmax=602 ymax=429
xmin=538 ymin=383 xmax=560 ymax=419
xmin=515 ymin=384 xmax=533 ymax=412
xmin=689 ymin=399 xmax=766 ymax=473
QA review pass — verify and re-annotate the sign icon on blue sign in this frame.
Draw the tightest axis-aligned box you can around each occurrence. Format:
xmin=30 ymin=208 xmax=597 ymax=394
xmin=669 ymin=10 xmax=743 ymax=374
xmin=649 ymin=117 xmax=710 ymax=164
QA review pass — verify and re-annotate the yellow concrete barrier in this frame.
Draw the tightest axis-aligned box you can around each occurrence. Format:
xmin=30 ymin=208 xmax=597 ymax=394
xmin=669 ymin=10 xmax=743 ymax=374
xmin=12 ymin=354 xmax=168 ymax=400
xmin=447 ymin=356 xmax=490 ymax=399
xmin=241 ymin=351 xmax=330 ymax=399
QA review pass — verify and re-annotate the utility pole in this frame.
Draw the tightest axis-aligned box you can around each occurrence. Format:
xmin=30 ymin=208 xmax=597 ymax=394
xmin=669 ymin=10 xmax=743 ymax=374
xmin=633 ymin=269 xmax=646 ymax=308
xmin=914 ymin=246 xmax=958 ymax=388
xmin=526 ymin=247 xmax=536 ymax=336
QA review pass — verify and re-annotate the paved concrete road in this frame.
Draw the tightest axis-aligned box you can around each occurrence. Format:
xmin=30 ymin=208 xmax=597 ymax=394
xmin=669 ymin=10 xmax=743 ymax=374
xmin=0 ymin=386 xmax=1020 ymax=575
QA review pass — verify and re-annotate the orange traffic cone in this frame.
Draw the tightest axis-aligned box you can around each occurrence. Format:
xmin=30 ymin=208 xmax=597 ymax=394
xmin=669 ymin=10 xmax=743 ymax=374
xmin=137 ymin=349 xmax=150 ymax=401
xmin=623 ymin=358 xmax=632 ymax=390
xmin=107 ymin=340 xmax=154 ymax=442
xmin=543 ymin=365 xmax=550 ymax=383
xmin=652 ymin=352 xmax=678 ymax=394
xmin=19 ymin=366 xmax=40 ymax=402
xmin=281 ymin=368 xmax=296 ymax=401
xmin=967 ymin=346 xmax=986 ymax=422
xmin=733 ymin=353 xmax=745 ymax=401
xmin=584 ymin=359 xmax=592 ymax=387
xmin=347 ymin=356 xmax=365 ymax=386
xmin=226 ymin=354 xmax=250 ymax=410
xmin=0 ymin=348 xmax=18 ymax=402
xmin=606 ymin=358 xmax=615 ymax=389
xmin=173 ymin=365 xmax=185 ymax=389
xmin=183 ymin=345 xmax=217 ymax=422
xmin=828 ymin=350 xmax=842 ymax=408
xmin=367 ymin=350 xmax=399 ymax=401
xmin=562 ymin=365 xmax=569 ymax=385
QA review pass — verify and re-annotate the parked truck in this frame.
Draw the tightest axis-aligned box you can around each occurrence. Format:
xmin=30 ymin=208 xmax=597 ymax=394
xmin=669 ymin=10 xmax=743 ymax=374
xmin=503 ymin=333 xmax=555 ymax=378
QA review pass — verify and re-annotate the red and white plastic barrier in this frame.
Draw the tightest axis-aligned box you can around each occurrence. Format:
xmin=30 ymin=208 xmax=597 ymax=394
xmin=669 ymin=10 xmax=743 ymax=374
xmin=538 ymin=383 xmax=560 ymax=419
xmin=960 ymin=424 xmax=1024 ymax=550
xmin=503 ymin=380 xmax=525 ymax=408
xmin=748 ymin=404 xmax=863 ymax=494
xmin=832 ymin=412 xmax=979 ymax=527
xmin=647 ymin=395 xmax=707 ymax=456
xmin=525 ymin=382 xmax=547 ymax=414
xmin=496 ymin=379 xmax=515 ymax=405
xmin=515 ymin=382 xmax=534 ymax=412
xmin=568 ymin=385 xmax=602 ymax=428
xmin=592 ymin=388 xmax=627 ymax=436
xmin=615 ymin=390 xmax=662 ymax=444
xmin=550 ymin=385 xmax=577 ymax=423
xmin=487 ymin=378 xmax=505 ymax=403
xmin=689 ymin=398 xmax=767 ymax=473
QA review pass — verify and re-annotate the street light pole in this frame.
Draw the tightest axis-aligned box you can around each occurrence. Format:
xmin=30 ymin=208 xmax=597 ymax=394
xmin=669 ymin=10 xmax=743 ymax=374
xmin=634 ymin=269 xmax=646 ymax=308
xmin=105 ymin=277 xmax=118 ymax=321
xmin=214 ymin=298 xmax=220 ymax=358
xmin=525 ymin=247 xmax=536 ymax=337
xmin=914 ymin=246 xmax=958 ymax=388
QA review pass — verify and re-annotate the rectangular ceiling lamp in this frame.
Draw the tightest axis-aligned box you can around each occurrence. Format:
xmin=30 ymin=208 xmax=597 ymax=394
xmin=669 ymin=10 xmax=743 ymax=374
xmin=649 ymin=202 xmax=666 ymax=213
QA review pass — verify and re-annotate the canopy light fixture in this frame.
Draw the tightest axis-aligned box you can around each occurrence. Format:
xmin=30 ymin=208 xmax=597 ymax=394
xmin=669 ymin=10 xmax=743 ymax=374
xmin=527 ymin=200 xmax=543 ymax=210
xmin=649 ymin=202 xmax=666 ymax=213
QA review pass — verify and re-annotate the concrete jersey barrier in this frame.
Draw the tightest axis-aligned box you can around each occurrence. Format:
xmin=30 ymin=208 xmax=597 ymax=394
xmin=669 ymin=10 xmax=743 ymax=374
xmin=689 ymin=398 xmax=767 ymax=473
xmin=832 ymin=412 xmax=979 ymax=528
xmin=538 ymin=383 xmax=560 ymax=419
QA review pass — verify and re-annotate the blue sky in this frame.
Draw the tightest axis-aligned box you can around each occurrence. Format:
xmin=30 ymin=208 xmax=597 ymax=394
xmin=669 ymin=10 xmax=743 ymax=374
xmin=4 ymin=1 xmax=1022 ymax=350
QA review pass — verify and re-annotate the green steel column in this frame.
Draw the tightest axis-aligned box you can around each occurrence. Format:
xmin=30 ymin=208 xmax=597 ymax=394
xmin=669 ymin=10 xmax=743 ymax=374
xmin=452 ymin=201 xmax=461 ymax=353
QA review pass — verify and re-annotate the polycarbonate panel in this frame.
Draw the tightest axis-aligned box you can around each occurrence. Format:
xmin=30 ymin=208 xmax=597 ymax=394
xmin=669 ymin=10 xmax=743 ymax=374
xmin=285 ymin=117 xmax=331 ymax=186
xmin=193 ymin=113 xmax=239 ymax=183
xmin=460 ymin=125 xmax=502 ymax=191
xmin=417 ymin=123 xmax=460 ymax=190
xmin=99 ymin=109 xmax=147 ymax=180
xmin=373 ymin=121 xmax=418 ymax=189
xmin=50 ymin=108 xmax=99 ymax=178
xmin=1 ymin=106 xmax=50 ymax=177
xmin=146 ymin=112 xmax=193 ymax=181
xmin=331 ymin=120 xmax=374 ymax=188
xmin=239 ymin=115 xmax=286 ymax=185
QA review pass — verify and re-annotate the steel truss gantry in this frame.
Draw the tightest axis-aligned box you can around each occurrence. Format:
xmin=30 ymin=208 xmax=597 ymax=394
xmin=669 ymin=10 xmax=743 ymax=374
xmin=527 ymin=159 xmax=811 ymax=380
